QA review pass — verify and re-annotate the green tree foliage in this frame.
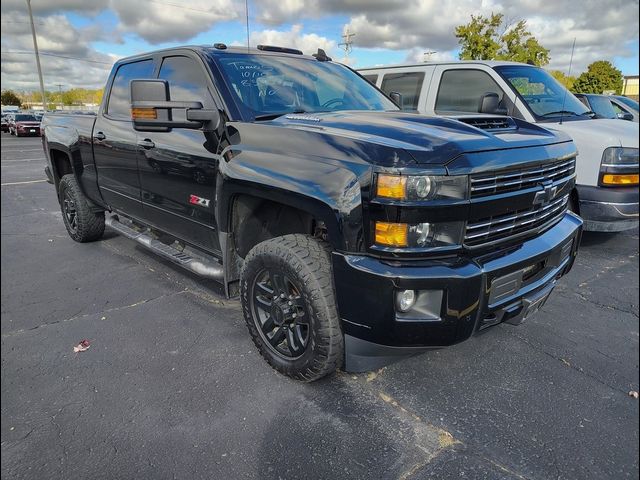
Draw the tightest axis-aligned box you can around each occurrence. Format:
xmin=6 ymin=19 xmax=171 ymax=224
xmin=455 ymin=13 xmax=550 ymax=66
xmin=549 ymin=70 xmax=576 ymax=91
xmin=1 ymin=90 xmax=22 ymax=106
xmin=572 ymin=61 xmax=623 ymax=94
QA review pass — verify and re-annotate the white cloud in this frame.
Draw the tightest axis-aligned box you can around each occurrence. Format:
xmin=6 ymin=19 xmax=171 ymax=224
xmin=250 ymin=24 xmax=336 ymax=57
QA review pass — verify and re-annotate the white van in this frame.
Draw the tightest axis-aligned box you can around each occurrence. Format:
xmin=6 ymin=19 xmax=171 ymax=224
xmin=359 ymin=61 xmax=639 ymax=232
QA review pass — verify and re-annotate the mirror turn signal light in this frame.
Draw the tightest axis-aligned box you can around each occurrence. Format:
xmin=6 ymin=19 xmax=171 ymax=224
xmin=375 ymin=222 xmax=408 ymax=247
xmin=602 ymin=173 xmax=639 ymax=185
xmin=377 ymin=174 xmax=406 ymax=199
xmin=131 ymin=107 xmax=157 ymax=120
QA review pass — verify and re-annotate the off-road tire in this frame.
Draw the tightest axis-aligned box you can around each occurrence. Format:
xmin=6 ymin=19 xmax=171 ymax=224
xmin=241 ymin=234 xmax=343 ymax=381
xmin=59 ymin=174 xmax=105 ymax=242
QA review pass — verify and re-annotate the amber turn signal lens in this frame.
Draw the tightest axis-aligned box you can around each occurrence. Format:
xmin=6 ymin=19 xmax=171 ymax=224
xmin=131 ymin=107 xmax=157 ymax=120
xmin=375 ymin=222 xmax=408 ymax=247
xmin=377 ymin=174 xmax=406 ymax=199
xmin=602 ymin=174 xmax=639 ymax=185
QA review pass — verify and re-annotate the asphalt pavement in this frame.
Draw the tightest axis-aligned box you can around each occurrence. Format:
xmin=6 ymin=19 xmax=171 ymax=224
xmin=1 ymin=134 xmax=638 ymax=479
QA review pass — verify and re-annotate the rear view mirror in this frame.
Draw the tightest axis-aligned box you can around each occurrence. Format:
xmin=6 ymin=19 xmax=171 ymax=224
xmin=130 ymin=79 xmax=221 ymax=132
xmin=389 ymin=91 xmax=404 ymax=109
xmin=479 ymin=92 xmax=500 ymax=114
xmin=617 ymin=111 xmax=634 ymax=121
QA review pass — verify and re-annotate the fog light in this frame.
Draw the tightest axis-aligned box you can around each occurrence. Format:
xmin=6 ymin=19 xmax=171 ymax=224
xmin=396 ymin=289 xmax=416 ymax=312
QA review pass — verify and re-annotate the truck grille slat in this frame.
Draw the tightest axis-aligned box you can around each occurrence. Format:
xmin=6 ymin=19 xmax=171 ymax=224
xmin=465 ymin=195 xmax=569 ymax=246
xmin=471 ymin=157 xmax=576 ymax=197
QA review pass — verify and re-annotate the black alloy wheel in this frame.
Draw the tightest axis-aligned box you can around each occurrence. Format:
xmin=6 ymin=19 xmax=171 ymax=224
xmin=250 ymin=268 xmax=310 ymax=359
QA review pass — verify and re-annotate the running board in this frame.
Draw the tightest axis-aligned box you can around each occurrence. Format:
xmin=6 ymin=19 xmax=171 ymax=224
xmin=105 ymin=216 xmax=224 ymax=279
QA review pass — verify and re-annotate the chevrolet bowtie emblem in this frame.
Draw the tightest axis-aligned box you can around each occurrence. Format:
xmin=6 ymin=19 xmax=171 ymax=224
xmin=533 ymin=182 xmax=558 ymax=205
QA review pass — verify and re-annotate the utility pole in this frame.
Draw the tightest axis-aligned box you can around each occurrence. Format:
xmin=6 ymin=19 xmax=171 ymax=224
xmin=339 ymin=28 xmax=356 ymax=58
xmin=26 ymin=0 xmax=47 ymax=111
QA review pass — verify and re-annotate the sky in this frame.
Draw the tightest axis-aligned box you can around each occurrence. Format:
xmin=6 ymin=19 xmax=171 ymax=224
xmin=1 ymin=0 xmax=638 ymax=92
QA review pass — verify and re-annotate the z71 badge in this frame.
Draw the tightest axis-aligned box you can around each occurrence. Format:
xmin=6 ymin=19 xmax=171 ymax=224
xmin=189 ymin=194 xmax=210 ymax=207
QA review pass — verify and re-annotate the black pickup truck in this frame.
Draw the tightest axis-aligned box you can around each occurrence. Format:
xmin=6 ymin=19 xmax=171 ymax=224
xmin=42 ymin=44 xmax=583 ymax=381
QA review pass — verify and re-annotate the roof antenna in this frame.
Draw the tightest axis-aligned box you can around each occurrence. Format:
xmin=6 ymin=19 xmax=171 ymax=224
xmin=559 ymin=38 xmax=576 ymax=126
xmin=245 ymin=0 xmax=250 ymax=52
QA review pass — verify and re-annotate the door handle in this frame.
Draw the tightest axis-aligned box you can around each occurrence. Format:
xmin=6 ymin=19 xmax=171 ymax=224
xmin=138 ymin=139 xmax=155 ymax=149
xmin=93 ymin=131 xmax=106 ymax=141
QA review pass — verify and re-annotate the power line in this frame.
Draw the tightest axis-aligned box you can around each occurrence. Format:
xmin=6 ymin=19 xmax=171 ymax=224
xmin=1 ymin=50 xmax=112 ymax=66
xmin=145 ymin=0 xmax=225 ymax=14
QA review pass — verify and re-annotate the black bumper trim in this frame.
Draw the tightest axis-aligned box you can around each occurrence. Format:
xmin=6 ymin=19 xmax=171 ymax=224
xmin=577 ymin=185 xmax=639 ymax=231
xmin=334 ymin=213 xmax=582 ymax=351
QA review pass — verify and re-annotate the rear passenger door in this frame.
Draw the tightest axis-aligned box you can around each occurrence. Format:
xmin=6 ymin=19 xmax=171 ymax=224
xmin=94 ymin=58 xmax=155 ymax=218
xmin=137 ymin=54 xmax=222 ymax=253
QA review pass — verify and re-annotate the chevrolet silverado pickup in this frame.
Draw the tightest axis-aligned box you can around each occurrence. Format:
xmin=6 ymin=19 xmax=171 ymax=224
xmin=41 ymin=44 xmax=583 ymax=381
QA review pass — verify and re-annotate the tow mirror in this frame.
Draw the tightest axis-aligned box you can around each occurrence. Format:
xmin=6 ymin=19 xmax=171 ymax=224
xmin=389 ymin=91 xmax=404 ymax=109
xmin=479 ymin=92 xmax=500 ymax=114
xmin=130 ymin=79 xmax=221 ymax=132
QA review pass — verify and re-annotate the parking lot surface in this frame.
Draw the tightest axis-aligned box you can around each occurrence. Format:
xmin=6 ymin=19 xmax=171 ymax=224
xmin=2 ymin=134 xmax=638 ymax=479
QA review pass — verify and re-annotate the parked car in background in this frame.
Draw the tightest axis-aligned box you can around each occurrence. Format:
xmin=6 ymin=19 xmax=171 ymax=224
xmin=609 ymin=95 xmax=639 ymax=122
xmin=359 ymin=61 xmax=639 ymax=232
xmin=1 ymin=114 xmax=9 ymax=132
xmin=10 ymin=113 xmax=42 ymax=136
xmin=574 ymin=93 xmax=633 ymax=120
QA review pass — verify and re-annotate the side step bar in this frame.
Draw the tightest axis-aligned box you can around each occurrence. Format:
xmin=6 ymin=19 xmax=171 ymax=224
xmin=105 ymin=216 xmax=224 ymax=279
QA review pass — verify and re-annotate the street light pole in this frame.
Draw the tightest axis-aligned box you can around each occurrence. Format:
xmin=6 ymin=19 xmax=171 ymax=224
xmin=26 ymin=0 xmax=47 ymax=110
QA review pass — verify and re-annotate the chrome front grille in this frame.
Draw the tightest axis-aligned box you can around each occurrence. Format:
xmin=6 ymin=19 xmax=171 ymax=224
xmin=465 ymin=194 xmax=569 ymax=247
xmin=471 ymin=156 xmax=576 ymax=198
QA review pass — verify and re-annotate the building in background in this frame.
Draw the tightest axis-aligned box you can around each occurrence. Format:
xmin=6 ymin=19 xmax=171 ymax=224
xmin=622 ymin=75 xmax=639 ymax=101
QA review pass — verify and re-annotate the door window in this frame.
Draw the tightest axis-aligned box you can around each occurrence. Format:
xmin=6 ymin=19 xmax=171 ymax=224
xmin=380 ymin=72 xmax=424 ymax=110
xmin=107 ymin=59 xmax=154 ymax=119
xmin=158 ymin=56 xmax=213 ymax=107
xmin=435 ymin=69 xmax=504 ymax=114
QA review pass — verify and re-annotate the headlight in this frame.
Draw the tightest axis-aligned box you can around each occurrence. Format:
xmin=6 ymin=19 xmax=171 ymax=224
xmin=374 ymin=221 xmax=465 ymax=248
xmin=376 ymin=174 xmax=468 ymax=201
xmin=600 ymin=147 xmax=639 ymax=186
xmin=601 ymin=147 xmax=639 ymax=166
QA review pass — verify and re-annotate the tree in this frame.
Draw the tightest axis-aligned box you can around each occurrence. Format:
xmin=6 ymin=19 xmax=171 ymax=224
xmin=572 ymin=61 xmax=623 ymax=94
xmin=455 ymin=13 xmax=550 ymax=66
xmin=1 ymin=90 xmax=22 ymax=106
xmin=549 ymin=70 xmax=576 ymax=91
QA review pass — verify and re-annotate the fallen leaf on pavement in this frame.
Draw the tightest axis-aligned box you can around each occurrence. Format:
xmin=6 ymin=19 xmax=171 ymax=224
xmin=629 ymin=391 xmax=639 ymax=399
xmin=73 ymin=339 xmax=91 ymax=353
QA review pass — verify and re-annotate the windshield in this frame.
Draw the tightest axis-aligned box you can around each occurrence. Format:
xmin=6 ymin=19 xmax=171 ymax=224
xmin=15 ymin=114 xmax=38 ymax=121
xmin=495 ymin=65 xmax=590 ymax=120
xmin=616 ymin=96 xmax=639 ymax=112
xmin=213 ymin=54 xmax=397 ymax=120
xmin=586 ymin=95 xmax=617 ymax=119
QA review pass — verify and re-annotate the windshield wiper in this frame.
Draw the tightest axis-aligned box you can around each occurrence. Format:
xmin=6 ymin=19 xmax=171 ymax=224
xmin=580 ymin=110 xmax=596 ymax=117
xmin=254 ymin=109 xmax=307 ymax=121
xmin=541 ymin=110 xmax=579 ymax=118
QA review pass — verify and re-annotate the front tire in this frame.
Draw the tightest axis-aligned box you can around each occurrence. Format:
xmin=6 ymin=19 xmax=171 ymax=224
xmin=58 ymin=174 xmax=105 ymax=242
xmin=241 ymin=234 xmax=343 ymax=381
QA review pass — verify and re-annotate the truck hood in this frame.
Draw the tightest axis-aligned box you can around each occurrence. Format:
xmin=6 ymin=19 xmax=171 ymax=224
xmin=544 ymin=118 xmax=639 ymax=149
xmin=263 ymin=111 xmax=569 ymax=166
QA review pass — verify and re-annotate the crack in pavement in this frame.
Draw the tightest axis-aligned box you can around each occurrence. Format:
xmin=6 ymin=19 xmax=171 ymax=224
xmin=1 ymin=290 xmax=188 ymax=338
xmin=506 ymin=330 xmax=633 ymax=396
xmin=570 ymin=291 xmax=639 ymax=319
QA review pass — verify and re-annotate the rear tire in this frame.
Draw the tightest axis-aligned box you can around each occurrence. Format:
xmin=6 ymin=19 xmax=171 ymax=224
xmin=58 ymin=174 xmax=105 ymax=242
xmin=241 ymin=234 xmax=343 ymax=381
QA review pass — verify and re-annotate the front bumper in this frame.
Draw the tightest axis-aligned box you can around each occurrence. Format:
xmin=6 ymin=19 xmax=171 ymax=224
xmin=577 ymin=185 xmax=639 ymax=232
xmin=333 ymin=213 xmax=583 ymax=372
